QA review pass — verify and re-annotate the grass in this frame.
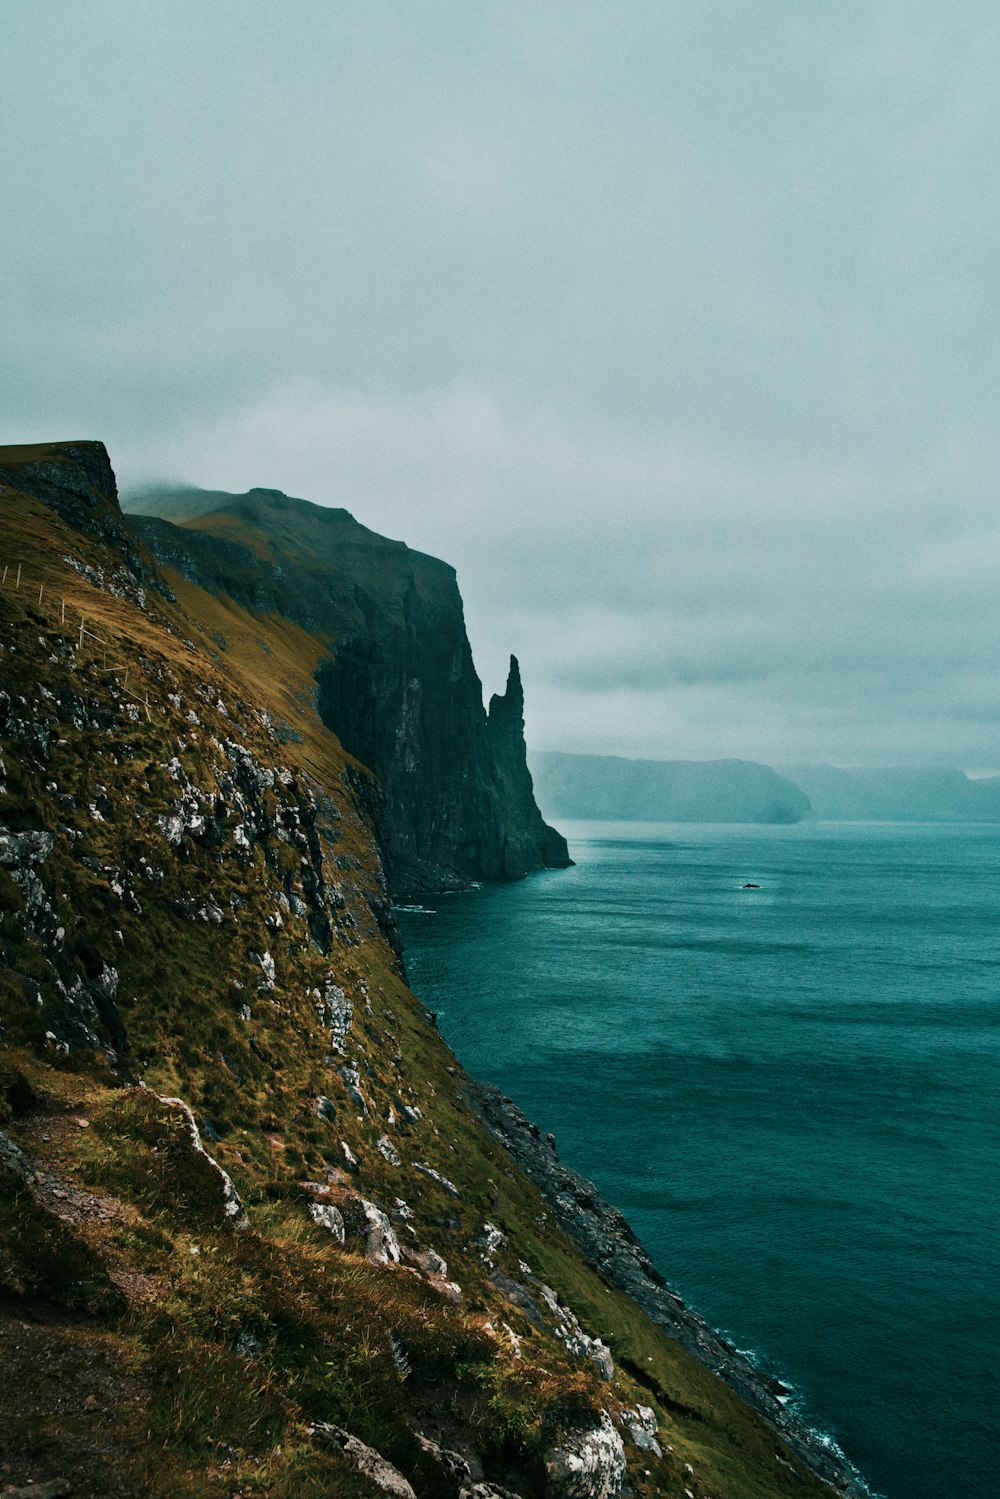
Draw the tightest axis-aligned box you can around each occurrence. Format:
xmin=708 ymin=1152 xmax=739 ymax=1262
xmin=0 ymin=465 xmax=848 ymax=1499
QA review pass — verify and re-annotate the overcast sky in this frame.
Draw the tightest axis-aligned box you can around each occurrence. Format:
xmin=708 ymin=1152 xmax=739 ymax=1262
xmin=5 ymin=2 xmax=1000 ymax=768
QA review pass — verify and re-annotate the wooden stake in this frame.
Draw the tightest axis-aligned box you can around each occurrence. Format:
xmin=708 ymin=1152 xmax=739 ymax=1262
xmin=1 ymin=566 xmax=7 ymax=585
xmin=38 ymin=584 xmax=44 ymax=604
xmin=15 ymin=564 xmax=21 ymax=589
xmin=61 ymin=599 xmax=66 ymax=624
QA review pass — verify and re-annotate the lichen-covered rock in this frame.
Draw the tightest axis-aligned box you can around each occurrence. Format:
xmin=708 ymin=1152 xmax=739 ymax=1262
xmin=621 ymin=1405 xmax=662 ymax=1456
xmin=143 ymin=1087 xmax=248 ymax=1228
xmin=537 ymin=1281 xmax=614 ymax=1380
xmin=414 ymin=1432 xmax=472 ymax=1486
xmin=308 ymin=1201 xmax=345 ymax=1242
xmin=0 ymin=1128 xmax=35 ymax=1184
xmin=357 ymin=1197 xmax=402 ymax=1265
xmin=402 ymin=1244 xmax=448 ymax=1277
xmin=0 ymin=829 xmax=54 ymax=868
xmin=317 ymin=978 xmax=352 ymax=1050
xmin=543 ymin=1412 xmax=626 ymax=1499
xmin=413 ymin=1160 xmax=460 ymax=1197
xmin=460 ymin=1485 xmax=524 ymax=1499
xmin=309 ymin=1423 xmax=417 ymax=1497
xmin=337 ymin=1063 xmax=371 ymax=1117
xmin=377 ymin=1133 xmax=402 ymax=1166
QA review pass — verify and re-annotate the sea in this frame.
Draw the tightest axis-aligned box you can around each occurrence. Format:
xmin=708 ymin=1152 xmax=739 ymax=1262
xmin=396 ymin=820 xmax=1000 ymax=1499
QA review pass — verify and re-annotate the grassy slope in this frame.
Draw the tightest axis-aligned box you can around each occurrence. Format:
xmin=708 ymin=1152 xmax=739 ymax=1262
xmin=0 ymin=467 xmax=837 ymax=1499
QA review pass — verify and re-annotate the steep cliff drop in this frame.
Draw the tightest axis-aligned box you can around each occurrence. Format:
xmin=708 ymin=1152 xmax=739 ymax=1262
xmin=126 ymin=484 xmax=571 ymax=895
xmin=0 ymin=440 xmax=870 ymax=1499
xmin=487 ymin=655 xmax=572 ymax=877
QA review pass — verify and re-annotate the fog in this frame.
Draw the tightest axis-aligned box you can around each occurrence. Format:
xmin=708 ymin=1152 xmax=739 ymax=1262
xmin=5 ymin=2 xmax=1000 ymax=767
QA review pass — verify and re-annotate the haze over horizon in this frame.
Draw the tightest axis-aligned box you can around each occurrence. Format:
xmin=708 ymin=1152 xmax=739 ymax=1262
xmin=6 ymin=3 xmax=1000 ymax=771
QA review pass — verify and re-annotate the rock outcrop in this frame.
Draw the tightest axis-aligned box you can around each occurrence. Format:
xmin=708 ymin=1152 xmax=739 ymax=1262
xmin=127 ymin=485 xmax=570 ymax=895
xmin=470 ymin=1083 xmax=872 ymax=1499
xmin=0 ymin=440 xmax=869 ymax=1499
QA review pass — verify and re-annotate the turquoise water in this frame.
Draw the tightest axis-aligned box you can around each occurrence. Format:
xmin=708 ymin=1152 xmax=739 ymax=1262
xmin=397 ymin=821 xmax=1000 ymax=1499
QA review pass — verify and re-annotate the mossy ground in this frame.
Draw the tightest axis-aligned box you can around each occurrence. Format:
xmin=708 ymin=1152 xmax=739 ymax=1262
xmin=0 ymin=469 xmax=839 ymax=1498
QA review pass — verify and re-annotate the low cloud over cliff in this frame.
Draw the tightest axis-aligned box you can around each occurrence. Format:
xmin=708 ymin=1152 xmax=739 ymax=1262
xmin=7 ymin=3 xmax=1000 ymax=769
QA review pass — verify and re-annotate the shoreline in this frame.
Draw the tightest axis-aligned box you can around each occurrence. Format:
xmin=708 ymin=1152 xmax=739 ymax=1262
xmin=468 ymin=1079 xmax=878 ymax=1499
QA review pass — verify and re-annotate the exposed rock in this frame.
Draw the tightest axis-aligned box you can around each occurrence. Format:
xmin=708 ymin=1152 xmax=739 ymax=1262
xmin=621 ymin=1406 xmax=662 ymax=1456
xmin=130 ymin=489 xmax=570 ymax=896
xmin=460 ymin=1486 xmax=523 ymax=1499
xmin=472 ymin=1082 xmax=871 ymax=1499
xmin=0 ymin=1128 xmax=35 ymax=1184
xmin=543 ymin=1412 xmax=626 ymax=1499
xmin=0 ymin=1480 xmax=73 ymax=1499
xmin=414 ymin=1432 xmax=472 ymax=1486
xmin=356 ymin=1197 xmax=402 ymax=1265
xmin=478 ymin=1221 xmax=507 ymax=1261
xmin=317 ymin=978 xmax=352 ymax=1050
xmin=141 ymin=1087 xmax=248 ymax=1228
xmin=377 ymin=1133 xmax=402 ymax=1166
xmin=0 ymin=828 xmax=61 ymax=950
xmin=401 ymin=1244 xmax=448 ymax=1277
xmin=309 ymin=1423 xmax=416 ymax=1498
xmin=537 ymin=1281 xmax=614 ymax=1380
xmin=413 ymin=1161 xmax=460 ymax=1197
xmin=0 ymin=829 xmax=54 ymax=868
xmin=337 ymin=1064 xmax=370 ymax=1117
xmin=0 ymin=439 xmax=160 ymax=603
xmin=425 ymin=1273 xmax=463 ymax=1304
xmin=308 ymin=1201 xmax=345 ymax=1242
xmin=486 ymin=656 xmax=573 ymax=876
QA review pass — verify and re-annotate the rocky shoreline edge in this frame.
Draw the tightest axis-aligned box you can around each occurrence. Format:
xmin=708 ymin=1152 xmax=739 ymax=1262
xmin=468 ymin=1081 xmax=876 ymax=1499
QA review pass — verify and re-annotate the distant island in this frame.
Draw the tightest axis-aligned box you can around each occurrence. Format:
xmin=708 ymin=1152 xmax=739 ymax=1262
xmin=530 ymin=750 xmax=1000 ymax=824
xmin=528 ymin=751 xmax=811 ymax=823
xmin=776 ymin=763 xmax=1000 ymax=822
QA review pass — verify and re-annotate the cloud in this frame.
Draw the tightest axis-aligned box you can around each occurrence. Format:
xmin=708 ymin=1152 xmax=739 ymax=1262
xmin=5 ymin=2 xmax=1000 ymax=768
xmin=104 ymin=380 xmax=1000 ymax=767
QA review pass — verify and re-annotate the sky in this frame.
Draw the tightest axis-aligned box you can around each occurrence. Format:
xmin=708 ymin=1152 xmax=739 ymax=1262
xmin=5 ymin=1 xmax=1000 ymax=769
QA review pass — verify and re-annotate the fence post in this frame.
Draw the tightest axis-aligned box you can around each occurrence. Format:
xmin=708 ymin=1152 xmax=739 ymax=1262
xmin=1 ymin=566 xmax=7 ymax=585
xmin=78 ymin=618 xmax=85 ymax=650
xmin=61 ymin=599 xmax=66 ymax=624
xmin=38 ymin=584 xmax=44 ymax=605
xmin=15 ymin=564 xmax=21 ymax=589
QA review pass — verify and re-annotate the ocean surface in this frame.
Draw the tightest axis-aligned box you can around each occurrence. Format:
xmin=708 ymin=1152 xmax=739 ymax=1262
xmin=396 ymin=821 xmax=1000 ymax=1499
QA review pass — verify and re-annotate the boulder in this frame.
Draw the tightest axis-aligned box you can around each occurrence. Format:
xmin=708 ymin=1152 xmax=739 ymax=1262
xmin=310 ymin=1424 xmax=416 ymax=1498
xmin=543 ymin=1412 xmax=626 ymax=1499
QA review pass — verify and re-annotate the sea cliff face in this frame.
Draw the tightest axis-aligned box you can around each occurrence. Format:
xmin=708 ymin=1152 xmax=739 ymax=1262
xmin=127 ymin=486 xmax=570 ymax=895
xmin=0 ymin=440 xmax=864 ymax=1499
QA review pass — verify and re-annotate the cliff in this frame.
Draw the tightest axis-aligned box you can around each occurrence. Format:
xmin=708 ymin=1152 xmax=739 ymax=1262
xmin=530 ymin=751 xmax=811 ymax=825
xmin=0 ymin=441 xmax=867 ymax=1499
xmin=776 ymin=762 xmax=1000 ymax=822
xmin=126 ymin=484 xmax=571 ymax=895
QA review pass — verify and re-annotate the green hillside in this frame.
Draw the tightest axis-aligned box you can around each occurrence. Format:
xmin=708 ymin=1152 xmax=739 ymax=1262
xmin=0 ymin=442 xmax=860 ymax=1499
